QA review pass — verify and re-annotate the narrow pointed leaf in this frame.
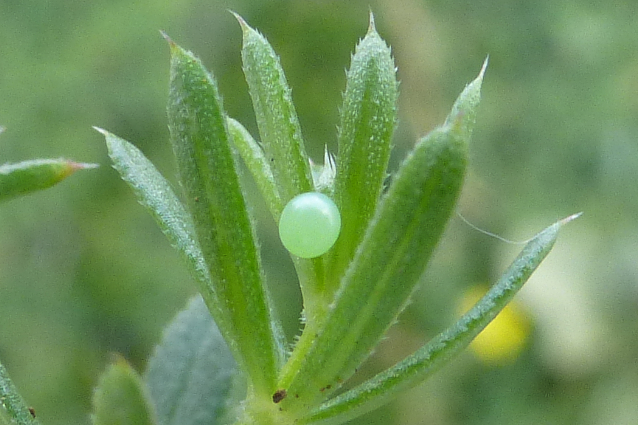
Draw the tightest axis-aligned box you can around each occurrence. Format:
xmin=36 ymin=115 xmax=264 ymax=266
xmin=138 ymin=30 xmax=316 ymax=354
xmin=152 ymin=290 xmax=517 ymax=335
xmin=235 ymin=15 xmax=330 ymax=318
xmin=0 ymin=159 xmax=97 ymax=203
xmin=444 ymin=57 xmax=488 ymax=139
xmin=102 ymin=129 xmax=239 ymax=353
xmin=227 ymin=117 xmax=283 ymax=220
xmin=146 ymin=297 xmax=244 ymax=425
xmin=328 ymin=16 xmax=398 ymax=287
xmin=302 ymin=214 xmax=580 ymax=425
xmin=166 ymin=38 xmax=281 ymax=394
xmin=92 ymin=358 xmax=156 ymax=425
xmin=0 ymin=362 xmax=40 ymax=425
xmin=235 ymin=14 xmax=313 ymax=204
xmin=103 ymin=129 xmax=205 ymax=281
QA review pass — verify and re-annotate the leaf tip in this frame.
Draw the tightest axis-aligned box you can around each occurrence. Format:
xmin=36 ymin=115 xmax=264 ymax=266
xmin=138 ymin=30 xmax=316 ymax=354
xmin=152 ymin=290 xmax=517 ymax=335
xmin=69 ymin=161 xmax=100 ymax=171
xmin=108 ymin=352 xmax=128 ymax=366
xmin=92 ymin=126 xmax=108 ymax=136
xmin=367 ymin=9 xmax=377 ymax=33
xmin=560 ymin=211 xmax=583 ymax=226
xmin=479 ymin=55 xmax=489 ymax=80
xmin=230 ymin=10 xmax=249 ymax=34
xmin=159 ymin=30 xmax=177 ymax=51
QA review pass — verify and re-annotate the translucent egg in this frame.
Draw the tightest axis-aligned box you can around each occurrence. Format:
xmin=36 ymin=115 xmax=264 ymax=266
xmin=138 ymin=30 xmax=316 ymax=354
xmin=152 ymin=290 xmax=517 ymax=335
xmin=278 ymin=192 xmax=341 ymax=258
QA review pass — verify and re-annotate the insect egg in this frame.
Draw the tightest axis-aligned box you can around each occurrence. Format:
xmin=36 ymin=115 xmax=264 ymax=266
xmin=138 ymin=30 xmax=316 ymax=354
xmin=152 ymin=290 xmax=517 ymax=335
xmin=278 ymin=192 xmax=341 ymax=258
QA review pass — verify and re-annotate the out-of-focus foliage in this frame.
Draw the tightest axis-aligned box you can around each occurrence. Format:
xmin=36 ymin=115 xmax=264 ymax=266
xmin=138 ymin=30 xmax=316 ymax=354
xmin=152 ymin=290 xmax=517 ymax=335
xmin=0 ymin=1 xmax=635 ymax=425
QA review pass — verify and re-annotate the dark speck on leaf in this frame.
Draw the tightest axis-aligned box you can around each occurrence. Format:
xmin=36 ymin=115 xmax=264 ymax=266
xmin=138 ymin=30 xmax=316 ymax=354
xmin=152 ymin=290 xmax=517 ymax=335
xmin=272 ymin=389 xmax=287 ymax=403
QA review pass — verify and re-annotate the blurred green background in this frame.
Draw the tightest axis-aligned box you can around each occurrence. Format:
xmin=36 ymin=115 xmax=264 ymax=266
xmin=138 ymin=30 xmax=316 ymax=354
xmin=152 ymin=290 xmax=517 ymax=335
xmin=1 ymin=0 xmax=637 ymax=424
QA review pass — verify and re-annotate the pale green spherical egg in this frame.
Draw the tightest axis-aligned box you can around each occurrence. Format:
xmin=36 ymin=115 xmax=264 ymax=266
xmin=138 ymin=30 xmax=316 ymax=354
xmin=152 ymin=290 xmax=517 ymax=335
xmin=278 ymin=192 xmax=341 ymax=258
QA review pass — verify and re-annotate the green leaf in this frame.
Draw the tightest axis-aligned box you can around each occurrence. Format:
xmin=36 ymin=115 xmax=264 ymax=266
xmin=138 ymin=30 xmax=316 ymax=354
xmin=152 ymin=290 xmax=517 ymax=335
xmin=92 ymin=358 xmax=156 ymax=425
xmin=232 ymin=15 xmax=329 ymax=322
xmin=445 ymin=57 xmax=488 ymax=139
xmin=0 ymin=362 xmax=40 ymax=425
xmin=0 ymin=159 xmax=97 ymax=203
xmin=102 ymin=128 xmax=237 ymax=353
xmin=278 ymin=65 xmax=485 ymax=412
xmin=301 ymin=213 xmax=581 ymax=425
xmin=102 ymin=129 xmax=206 ymax=282
xmin=234 ymin=13 xmax=313 ymax=205
xmin=146 ymin=297 xmax=244 ymax=425
xmin=328 ymin=14 xmax=398 ymax=288
xmin=227 ymin=118 xmax=282 ymax=220
xmin=166 ymin=36 xmax=282 ymax=395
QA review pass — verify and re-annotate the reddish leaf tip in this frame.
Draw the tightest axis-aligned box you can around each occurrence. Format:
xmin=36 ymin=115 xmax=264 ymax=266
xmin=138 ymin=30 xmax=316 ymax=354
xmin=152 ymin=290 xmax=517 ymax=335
xmin=69 ymin=161 xmax=100 ymax=171
xmin=560 ymin=212 xmax=583 ymax=225
xmin=230 ymin=10 xmax=249 ymax=32
xmin=368 ymin=10 xmax=376 ymax=33
xmin=159 ymin=30 xmax=177 ymax=50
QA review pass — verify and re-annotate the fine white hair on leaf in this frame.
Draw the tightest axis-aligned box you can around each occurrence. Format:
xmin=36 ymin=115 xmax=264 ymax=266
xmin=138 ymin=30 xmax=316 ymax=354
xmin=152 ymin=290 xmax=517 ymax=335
xmin=456 ymin=211 xmax=530 ymax=245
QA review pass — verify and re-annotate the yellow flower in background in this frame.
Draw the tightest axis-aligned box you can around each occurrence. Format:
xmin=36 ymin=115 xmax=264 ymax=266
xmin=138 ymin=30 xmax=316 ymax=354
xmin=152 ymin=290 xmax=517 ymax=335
xmin=459 ymin=285 xmax=531 ymax=365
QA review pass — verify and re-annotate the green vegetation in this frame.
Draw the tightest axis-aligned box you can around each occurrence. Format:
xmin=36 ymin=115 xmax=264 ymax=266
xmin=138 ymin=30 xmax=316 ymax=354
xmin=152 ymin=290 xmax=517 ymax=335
xmin=0 ymin=158 xmax=96 ymax=203
xmin=93 ymin=13 xmax=569 ymax=425
xmin=0 ymin=131 xmax=94 ymax=425
xmin=2 ymin=2 xmax=635 ymax=425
